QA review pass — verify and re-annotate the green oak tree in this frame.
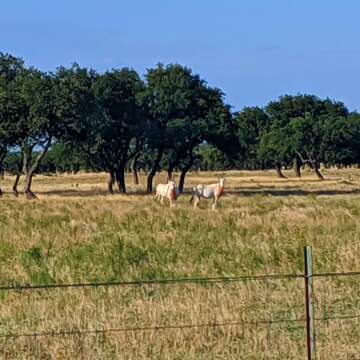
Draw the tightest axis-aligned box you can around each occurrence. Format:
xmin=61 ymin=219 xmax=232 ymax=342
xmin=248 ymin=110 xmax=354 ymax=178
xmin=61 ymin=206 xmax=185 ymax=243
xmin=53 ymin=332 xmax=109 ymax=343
xmin=261 ymin=94 xmax=349 ymax=178
xmin=234 ymin=107 xmax=270 ymax=169
xmin=10 ymin=68 xmax=60 ymax=198
xmin=92 ymin=69 xmax=145 ymax=193
xmin=141 ymin=64 xmax=235 ymax=192
xmin=55 ymin=65 xmax=145 ymax=194
xmin=0 ymin=53 xmax=25 ymax=196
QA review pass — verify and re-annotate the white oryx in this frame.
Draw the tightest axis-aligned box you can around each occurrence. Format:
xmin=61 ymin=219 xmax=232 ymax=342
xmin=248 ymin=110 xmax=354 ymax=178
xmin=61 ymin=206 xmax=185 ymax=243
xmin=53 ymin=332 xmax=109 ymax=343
xmin=190 ymin=178 xmax=225 ymax=210
xmin=155 ymin=179 xmax=177 ymax=207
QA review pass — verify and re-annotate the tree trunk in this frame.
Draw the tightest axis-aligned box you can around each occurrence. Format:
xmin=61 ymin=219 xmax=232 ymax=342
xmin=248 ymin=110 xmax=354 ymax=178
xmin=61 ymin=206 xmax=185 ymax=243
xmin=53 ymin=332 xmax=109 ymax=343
xmin=0 ymin=151 xmax=5 ymax=197
xmin=0 ymin=165 xmax=3 ymax=197
xmin=147 ymin=148 xmax=163 ymax=193
xmin=132 ymin=166 xmax=139 ymax=185
xmin=13 ymin=173 xmax=20 ymax=197
xmin=108 ymin=171 xmax=115 ymax=194
xmin=167 ymin=168 xmax=173 ymax=181
xmin=275 ymin=163 xmax=286 ymax=179
xmin=115 ymin=166 xmax=126 ymax=193
xmin=21 ymin=138 xmax=52 ymax=200
xmin=314 ymin=162 xmax=324 ymax=180
xmin=24 ymin=171 xmax=37 ymax=200
xmin=293 ymin=158 xmax=302 ymax=178
xmin=179 ymin=162 xmax=193 ymax=193
xmin=147 ymin=171 xmax=156 ymax=194
xmin=131 ymin=155 xmax=140 ymax=185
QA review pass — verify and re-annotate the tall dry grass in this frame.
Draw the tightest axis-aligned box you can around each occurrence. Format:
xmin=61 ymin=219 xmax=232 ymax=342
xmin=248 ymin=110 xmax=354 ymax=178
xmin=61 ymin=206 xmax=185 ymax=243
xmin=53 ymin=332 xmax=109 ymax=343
xmin=0 ymin=169 xmax=360 ymax=359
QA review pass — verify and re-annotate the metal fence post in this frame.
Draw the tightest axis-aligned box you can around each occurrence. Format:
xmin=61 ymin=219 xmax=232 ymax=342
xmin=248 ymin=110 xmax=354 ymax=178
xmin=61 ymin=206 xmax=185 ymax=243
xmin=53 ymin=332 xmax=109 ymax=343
xmin=304 ymin=246 xmax=316 ymax=360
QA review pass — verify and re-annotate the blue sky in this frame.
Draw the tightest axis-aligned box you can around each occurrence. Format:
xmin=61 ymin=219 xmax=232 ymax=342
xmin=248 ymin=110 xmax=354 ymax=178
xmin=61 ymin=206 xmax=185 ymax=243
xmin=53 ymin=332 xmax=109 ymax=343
xmin=1 ymin=0 xmax=359 ymax=111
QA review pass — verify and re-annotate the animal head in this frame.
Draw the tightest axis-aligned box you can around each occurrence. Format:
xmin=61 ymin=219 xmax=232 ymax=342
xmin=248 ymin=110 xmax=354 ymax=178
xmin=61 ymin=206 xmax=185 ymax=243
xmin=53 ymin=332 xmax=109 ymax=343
xmin=167 ymin=180 xmax=176 ymax=189
xmin=219 ymin=178 xmax=225 ymax=187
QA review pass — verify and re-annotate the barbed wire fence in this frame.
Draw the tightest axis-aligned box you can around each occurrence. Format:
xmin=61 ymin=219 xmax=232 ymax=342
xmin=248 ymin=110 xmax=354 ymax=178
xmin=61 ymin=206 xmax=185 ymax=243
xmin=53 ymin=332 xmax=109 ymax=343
xmin=0 ymin=247 xmax=359 ymax=359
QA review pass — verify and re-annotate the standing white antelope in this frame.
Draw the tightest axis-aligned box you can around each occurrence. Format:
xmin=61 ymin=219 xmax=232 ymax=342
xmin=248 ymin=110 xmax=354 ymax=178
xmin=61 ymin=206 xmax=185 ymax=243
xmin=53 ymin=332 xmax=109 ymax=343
xmin=190 ymin=178 xmax=225 ymax=210
xmin=155 ymin=179 xmax=177 ymax=207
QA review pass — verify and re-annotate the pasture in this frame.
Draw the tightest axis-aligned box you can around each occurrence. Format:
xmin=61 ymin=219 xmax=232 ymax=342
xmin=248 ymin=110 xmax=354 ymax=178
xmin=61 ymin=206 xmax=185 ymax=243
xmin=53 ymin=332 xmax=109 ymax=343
xmin=1 ymin=169 xmax=360 ymax=359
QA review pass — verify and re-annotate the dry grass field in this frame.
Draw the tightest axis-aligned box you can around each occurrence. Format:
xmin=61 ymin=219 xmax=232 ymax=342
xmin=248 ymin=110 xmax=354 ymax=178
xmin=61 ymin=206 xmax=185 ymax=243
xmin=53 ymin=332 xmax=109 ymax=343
xmin=1 ymin=169 xmax=360 ymax=359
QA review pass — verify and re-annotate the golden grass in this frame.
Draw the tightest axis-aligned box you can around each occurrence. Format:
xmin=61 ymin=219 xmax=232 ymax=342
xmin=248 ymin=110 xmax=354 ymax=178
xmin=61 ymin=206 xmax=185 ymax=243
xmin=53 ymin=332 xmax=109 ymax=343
xmin=1 ymin=169 xmax=360 ymax=359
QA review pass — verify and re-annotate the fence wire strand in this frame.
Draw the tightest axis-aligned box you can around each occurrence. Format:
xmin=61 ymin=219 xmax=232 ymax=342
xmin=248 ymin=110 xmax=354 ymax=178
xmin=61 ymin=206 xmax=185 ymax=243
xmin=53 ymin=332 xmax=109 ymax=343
xmin=0 ymin=273 xmax=304 ymax=292
xmin=313 ymin=271 xmax=360 ymax=278
xmin=1 ymin=270 xmax=359 ymax=293
xmin=2 ymin=314 xmax=358 ymax=341
xmin=315 ymin=314 xmax=360 ymax=322
xmin=0 ymin=317 xmax=307 ymax=340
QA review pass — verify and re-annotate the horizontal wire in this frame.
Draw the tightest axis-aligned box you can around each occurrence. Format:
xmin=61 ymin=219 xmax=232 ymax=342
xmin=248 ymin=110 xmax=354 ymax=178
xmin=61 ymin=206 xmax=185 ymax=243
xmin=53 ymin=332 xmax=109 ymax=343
xmin=315 ymin=314 xmax=360 ymax=322
xmin=1 ymin=270 xmax=359 ymax=292
xmin=0 ymin=273 xmax=304 ymax=292
xmin=1 ymin=270 xmax=360 ymax=293
xmin=2 ymin=313 xmax=358 ymax=340
xmin=0 ymin=317 xmax=306 ymax=340
xmin=312 ymin=271 xmax=360 ymax=278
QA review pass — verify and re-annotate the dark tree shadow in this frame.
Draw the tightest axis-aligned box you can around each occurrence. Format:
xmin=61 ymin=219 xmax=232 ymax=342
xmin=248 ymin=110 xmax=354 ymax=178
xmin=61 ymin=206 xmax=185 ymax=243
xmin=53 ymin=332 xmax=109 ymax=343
xmin=224 ymin=187 xmax=360 ymax=197
xmin=32 ymin=188 xmax=153 ymax=198
xmin=2 ymin=184 xmax=360 ymax=199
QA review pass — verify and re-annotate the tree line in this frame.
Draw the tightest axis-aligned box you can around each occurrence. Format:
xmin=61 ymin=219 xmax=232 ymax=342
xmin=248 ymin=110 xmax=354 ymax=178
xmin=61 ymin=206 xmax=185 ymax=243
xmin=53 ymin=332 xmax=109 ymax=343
xmin=1 ymin=52 xmax=360 ymax=198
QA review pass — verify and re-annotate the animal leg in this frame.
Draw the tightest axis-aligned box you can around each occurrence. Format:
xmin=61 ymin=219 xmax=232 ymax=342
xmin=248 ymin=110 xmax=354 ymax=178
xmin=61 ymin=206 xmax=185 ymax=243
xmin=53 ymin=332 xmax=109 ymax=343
xmin=212 ymin=197 xmax=218 ymax=211
xmin=193 ymin=196 xmax=200 ymax=209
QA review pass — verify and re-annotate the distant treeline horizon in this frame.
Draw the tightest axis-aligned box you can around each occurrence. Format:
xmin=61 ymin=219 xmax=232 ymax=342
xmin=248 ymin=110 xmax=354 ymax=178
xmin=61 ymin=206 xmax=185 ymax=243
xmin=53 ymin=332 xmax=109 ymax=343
xmin=1 ymin=52 xmax=360 ymax=198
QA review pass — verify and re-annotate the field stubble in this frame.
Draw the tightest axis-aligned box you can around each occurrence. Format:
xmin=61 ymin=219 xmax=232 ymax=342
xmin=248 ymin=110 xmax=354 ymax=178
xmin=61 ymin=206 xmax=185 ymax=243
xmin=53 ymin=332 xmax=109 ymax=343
xmin=0 ymin=169 xmax=360 ymax=359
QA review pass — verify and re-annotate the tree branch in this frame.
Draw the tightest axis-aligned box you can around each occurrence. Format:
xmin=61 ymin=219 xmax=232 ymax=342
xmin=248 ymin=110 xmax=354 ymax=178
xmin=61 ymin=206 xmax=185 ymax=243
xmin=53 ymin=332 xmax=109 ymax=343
xmin=295 ymin=151 xmax=314 ymax=166
xmin=29 ymin=137 xmax=52 ymax=175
